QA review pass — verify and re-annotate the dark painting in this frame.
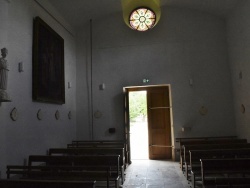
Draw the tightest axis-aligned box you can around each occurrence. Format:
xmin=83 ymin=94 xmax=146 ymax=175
xmin=33 ymin=17 xmax=65 ymax=104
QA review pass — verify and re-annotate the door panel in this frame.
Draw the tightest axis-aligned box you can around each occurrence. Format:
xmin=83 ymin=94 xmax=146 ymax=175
xmin=148 ymin=87 xmax=171 ymax=159
xmin=124 ymin=85 xmax=172 ymax=161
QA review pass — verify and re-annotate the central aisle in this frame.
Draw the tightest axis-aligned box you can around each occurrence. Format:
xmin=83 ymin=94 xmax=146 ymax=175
xmin=122 ymin=160 xmax=189 ymax=188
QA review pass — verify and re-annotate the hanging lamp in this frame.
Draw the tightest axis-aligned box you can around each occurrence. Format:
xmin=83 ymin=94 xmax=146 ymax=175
xmin=122 ymin=0 xmax=161 ymax=31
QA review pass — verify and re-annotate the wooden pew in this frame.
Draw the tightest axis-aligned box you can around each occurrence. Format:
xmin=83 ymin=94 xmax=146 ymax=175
xmin=28 ymin=155 xmax=120 ymax=188
xmin=176 ymin=136 xmax=237 ymax=159
xmin=0 ymin=179 xmax=96 ymax=188
xmin=200 ymin=158 xmax=250 ymax=188
xmin=176 ymin=136 xmax=237 ymax=149
xmin=7 ymin=156 xmax=120 ymax=187
xmin=67 ymin=141 xmax=129 ymax=168
xmin=71 ymin=140 xmax=125 ymax=145
xmin=180 ymin=139 xmax=248 ymax=172
xmin=7 ymin=165 xmax=112 ymax=180
xmin=48 ymin=147 xmax=125 ymax=183
xmin=183 ymin=143 xmax=250 ymax=178
xmin=67 ymin=142 xmax=125 ymax=149
xmin=189 ymin=148 xmax=250 ymax=188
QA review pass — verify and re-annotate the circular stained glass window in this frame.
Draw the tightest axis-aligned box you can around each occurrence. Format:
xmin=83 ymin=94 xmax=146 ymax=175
xmin=129 ymin=8 xmax=156 ymax=31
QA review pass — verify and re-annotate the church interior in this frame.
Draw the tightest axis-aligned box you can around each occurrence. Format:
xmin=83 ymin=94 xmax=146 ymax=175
xmin=0 ymin=0 xmax=250 ymax=187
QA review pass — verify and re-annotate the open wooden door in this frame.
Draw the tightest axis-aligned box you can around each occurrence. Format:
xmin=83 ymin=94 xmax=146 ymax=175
xmin=124 ymin=85 xmax=172 ymax=161
xmin=147 ymin=86 xmax=172 ymax=159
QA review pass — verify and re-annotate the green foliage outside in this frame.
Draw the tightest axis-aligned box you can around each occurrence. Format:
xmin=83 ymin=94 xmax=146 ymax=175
xmin=129 ymin=91 xmax=147 ymax=122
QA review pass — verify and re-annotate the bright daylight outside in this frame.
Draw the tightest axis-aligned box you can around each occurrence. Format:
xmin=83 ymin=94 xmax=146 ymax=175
xmin=129 ymin=91 xmax=149 ymax=160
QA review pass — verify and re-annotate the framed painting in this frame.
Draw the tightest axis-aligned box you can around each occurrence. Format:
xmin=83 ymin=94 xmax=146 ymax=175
xmin=32 ymin=16 xmax=65 ymax=104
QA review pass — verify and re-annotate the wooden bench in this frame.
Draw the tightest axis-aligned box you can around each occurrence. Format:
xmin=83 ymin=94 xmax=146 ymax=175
xmin=176 ymin=136 xmax=237 ymax=149
xmin=189 ymin=148 xmax=250 ymax=188
xmin=183 ymin=143 xmax=250 ymax=178
xmin=176 ymin=136 xmax=237 ymax=159
xmin=7 ymin=165 xmax=111 ymax=179
xmin=27 ymin=155 xmax=120 ymax=188
xmin=200 ymin=158 xmax=250 ymax=188
xmin=68 ymin=141 xmax=126 ymax=151
xmin=48 ymin=147 xmax=125 ymax=183
xmin=0 ymin=179 xmax=96 ymax=188
xmin=180 ymin=139 xmax=248 ymax=172
xmin=67 ymin=141 xmax=128 ymax=166
xmin=6 ymin=165 xmax=117 ymax=187
xmin=183 ymin=143 xmax=250 ymax=176
xmin=71 ymin=140 xmax=125 ymax=145
xmin=67 ymin=142 xmax=125 ymax=149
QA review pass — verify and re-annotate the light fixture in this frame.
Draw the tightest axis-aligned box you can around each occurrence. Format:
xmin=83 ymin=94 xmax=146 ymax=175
xmin=122 ymin=0 xmax=161 ymax=31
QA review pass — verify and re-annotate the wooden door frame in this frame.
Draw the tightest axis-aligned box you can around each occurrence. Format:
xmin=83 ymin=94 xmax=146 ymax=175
xmin=123 ymin=84 xmax=175 ymax=162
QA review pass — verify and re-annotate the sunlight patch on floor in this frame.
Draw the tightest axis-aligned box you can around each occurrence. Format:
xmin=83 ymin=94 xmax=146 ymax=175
xmin=130 ymin=121 xmax=149 ymax=160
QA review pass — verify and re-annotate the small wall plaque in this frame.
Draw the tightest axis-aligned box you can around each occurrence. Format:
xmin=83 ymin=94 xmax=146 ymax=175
xmin=10 ymin=107 xmax=18 ymax=121
xmin=68 ymin=111 xmax=72 ymax=120
xmin=94 ymin=111 xmax=102 ymax=118
xmin=199 ymin=106 xmax=208 ymax=116
xmin=37 ymin=109 xmax=42 ymax=120
xmin=241 ymin=104 xmax=245 ymax=114
xmin=55 ymin=110 xmax=60 ymax=120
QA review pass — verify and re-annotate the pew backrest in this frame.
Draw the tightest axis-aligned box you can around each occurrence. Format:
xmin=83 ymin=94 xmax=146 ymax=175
xmin=0 ymin=179 xmax=96 ymax=188
xmin=28 ymin=155 xmax=120 ymax=171
xmin=48 ymin=147 xmax=125 ymax=166
xmin=176 ymin=136 xmax=237 ymax=151
xmin=67 ymin=143 xmax=125 ymax=148
xmin=189 ymin=148 xmax=250 ymax=171
xmin=71 ymin=140 xmax=125 ymax=145
xmin=48 ymin=148 xmax=125 ymax=183
xmin=183 ymin=143 xmax=250 ymax=167
xmin=180 ymin=142 xmax=250 ymax=172
xmin=8 ymin=155 xmax=120 ymax=188
xmin=201 ymin=158 xmax=250 ymax=187
xmin=177 ymin=137 xmax=238 ymax=153
xmin=181 ymin=139 xmax=247 ymax=154
xmin=6 ymin=164 xmax=119 ymax=188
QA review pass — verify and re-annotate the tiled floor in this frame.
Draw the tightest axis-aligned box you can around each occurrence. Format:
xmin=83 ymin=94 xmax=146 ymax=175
xmin=122 ymin=159 xmax=190 ymax=188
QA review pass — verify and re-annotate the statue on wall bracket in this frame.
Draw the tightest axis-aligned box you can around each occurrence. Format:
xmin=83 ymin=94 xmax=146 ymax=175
xmin=0 ymin=47 xmax=11 ymax=102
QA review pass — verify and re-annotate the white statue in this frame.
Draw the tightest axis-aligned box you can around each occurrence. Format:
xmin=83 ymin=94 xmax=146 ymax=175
xmin=0 ymin=47 xmax=11 ymax=101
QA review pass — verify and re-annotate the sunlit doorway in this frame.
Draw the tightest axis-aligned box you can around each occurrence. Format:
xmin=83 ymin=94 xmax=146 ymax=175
xmin=124 ymin=85 xmax=173 ymax=163
xmin=129 ymin=91 xmax=149 ymax=159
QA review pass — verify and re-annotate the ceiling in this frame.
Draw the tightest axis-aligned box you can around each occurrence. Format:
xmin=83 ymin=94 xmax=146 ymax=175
xmin=48 ymin=0 xmax=243 ymax=30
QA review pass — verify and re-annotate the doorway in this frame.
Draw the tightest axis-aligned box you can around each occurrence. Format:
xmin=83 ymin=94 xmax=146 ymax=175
xmin=124 ymin=85 xmax=173 ymax=163
xmin=129 ymin=91 xmax=149 ymax=159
